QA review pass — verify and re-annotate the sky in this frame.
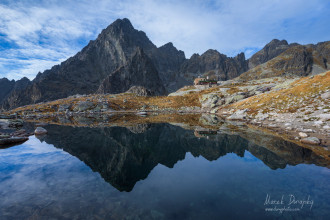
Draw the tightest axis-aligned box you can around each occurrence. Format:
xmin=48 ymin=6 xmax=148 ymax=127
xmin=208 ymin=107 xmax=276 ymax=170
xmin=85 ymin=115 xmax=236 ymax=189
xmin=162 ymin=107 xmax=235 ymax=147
xmin=0 ymin=0 xmax=329 ymax=80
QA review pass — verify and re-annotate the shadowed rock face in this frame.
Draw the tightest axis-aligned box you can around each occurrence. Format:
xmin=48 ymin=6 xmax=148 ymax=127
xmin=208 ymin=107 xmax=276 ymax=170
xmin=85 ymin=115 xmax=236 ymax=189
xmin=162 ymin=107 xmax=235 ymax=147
xmin=151 ymin=42 xmax=186 ymax=90
xmin=97 ymin=48 xmax=166 ymax=95
xmin=179 ymin=50 xmax=249 ymax=82
xmin=0 ymin=77 xmax=31 ymax=110
xmin=248 ymin=39 xmax=296 ymax=69
xmin=0 ymin=78 xmax=15 ymax=107
xmin=38 ymin=123 xmax=329 ymax=192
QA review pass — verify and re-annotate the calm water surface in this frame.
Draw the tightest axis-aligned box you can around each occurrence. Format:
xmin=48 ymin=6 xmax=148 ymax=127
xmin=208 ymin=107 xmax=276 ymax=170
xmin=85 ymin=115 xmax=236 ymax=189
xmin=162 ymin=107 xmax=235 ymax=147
xmin=0 ymin=123 xmax=329 ymax=220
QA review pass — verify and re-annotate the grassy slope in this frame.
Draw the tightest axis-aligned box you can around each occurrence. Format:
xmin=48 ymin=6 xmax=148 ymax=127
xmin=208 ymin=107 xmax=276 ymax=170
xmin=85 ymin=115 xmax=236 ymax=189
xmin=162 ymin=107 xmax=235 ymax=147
xmin=231 ymin=71 xmax=330 ymax=114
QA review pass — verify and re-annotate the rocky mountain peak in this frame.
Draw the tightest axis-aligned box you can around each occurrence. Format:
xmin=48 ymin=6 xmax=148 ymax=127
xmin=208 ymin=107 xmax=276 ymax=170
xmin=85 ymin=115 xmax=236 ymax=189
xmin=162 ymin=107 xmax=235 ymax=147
xmin=268 ymin=39 xmax=288 ymax=46
xmin=97 ymin=48 xmax=166 ymax=95
xmin=248 ymin=39 xmax=293 ymax=68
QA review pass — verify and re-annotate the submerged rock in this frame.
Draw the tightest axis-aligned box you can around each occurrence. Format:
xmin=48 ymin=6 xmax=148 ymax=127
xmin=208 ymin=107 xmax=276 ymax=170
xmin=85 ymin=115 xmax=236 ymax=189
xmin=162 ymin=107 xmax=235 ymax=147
xmin=34 ymin=127 xmax=48 ymax=135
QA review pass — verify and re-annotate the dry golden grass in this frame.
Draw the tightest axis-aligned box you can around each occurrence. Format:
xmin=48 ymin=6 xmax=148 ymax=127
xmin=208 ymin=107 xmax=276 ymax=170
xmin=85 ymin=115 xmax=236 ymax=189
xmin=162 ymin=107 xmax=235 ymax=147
xmin=232 ymin=71 xmax=330 ymax=113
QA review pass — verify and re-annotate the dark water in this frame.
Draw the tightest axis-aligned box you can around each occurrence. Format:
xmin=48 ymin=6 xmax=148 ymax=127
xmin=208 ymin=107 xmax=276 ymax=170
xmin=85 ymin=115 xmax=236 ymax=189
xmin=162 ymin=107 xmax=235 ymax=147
xmin=0 ymin=123 xmax=329 ymax=220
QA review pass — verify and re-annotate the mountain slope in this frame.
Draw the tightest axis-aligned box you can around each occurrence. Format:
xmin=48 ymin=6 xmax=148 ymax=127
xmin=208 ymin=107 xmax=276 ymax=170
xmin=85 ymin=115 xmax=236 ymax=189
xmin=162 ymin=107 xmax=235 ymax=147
xmin=248 ymin=39 xmax=297 ymax=69
xmin=239 ymin=41 xmax=330 ymax=81
xmin=97 ymin=48 xmax=166 ymax=95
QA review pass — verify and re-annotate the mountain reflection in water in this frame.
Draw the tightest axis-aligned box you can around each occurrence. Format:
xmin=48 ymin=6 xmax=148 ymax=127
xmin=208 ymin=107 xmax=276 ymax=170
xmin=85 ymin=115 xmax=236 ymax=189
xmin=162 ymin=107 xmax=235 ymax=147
xmin=0 ymin=122 xmax=329 ymax=220
xmin=38 ymin=123 xmax=328 ymax=192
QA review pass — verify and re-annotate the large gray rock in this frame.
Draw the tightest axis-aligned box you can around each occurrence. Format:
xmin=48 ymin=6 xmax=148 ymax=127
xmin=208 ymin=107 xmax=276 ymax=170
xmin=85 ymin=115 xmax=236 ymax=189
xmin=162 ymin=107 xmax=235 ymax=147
xmin=301 ymin=137 xmax=320 ymax=145
xmin=126 ymin=86 xmax=153 ymax=96
xmin=58 ymin=104 xmax=71 ymax=112
xmin=200 ymin=93 xmax=224 ymax=110
xmin=34 ymin=127 xmax=48 ymax=135
xmin=321 ymin=91 xmax=330 ymax=100
xmin=227 ymin=109 xmax=248 ymax=120
xmin=73 ymin=101 xmax=95 ymax=112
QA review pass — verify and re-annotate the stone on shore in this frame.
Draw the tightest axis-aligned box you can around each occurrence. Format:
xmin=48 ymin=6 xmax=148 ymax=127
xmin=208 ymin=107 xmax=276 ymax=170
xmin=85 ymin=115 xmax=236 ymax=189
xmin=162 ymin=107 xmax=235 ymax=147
xmin=0 ymin=136 xmax=29 ymax=145
xmin=298 ymin=132 xmax=308 ymax=138
xmin=73 ymin=101 xmax=94 ymax=112
xmin=34 ymin=127 xmax=48 ymax=135
xmin=227 ymin=109 xmax=248 ymax=120
xmin=301 ymin=137 xmax=320 ymax=145
xmin=320 ymin=91 xmax=330 ymax=100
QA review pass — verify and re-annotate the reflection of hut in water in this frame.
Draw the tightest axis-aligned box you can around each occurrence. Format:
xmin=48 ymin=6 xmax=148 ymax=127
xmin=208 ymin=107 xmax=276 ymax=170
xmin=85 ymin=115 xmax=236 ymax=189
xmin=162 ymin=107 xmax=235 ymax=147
xmin=194 ymin=129 xmax=218 ymax=138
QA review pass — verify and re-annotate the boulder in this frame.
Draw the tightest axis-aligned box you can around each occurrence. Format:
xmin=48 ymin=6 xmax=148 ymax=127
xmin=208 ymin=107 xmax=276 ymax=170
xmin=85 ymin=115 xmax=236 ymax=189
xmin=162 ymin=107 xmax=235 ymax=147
xmin=200 ymin=93 xmax=223 ymax=110
xmin=0 ymin=137 xmax=28 ymax=145
xmin=225 ymin=94 xmax=245 ymax=105
xmin=301 ymin=137 xmax=320 ymax=145
xmin=126 ymin=86 xmax=153 ymax=96
xmin=318 ymin=114 xmax=330 ymax=121
xmin=34 ymin=127 xmax=48 ymax=135
xmin=58 ymin=104 xmax=71 ymax=112
xmin=73 ymin=101 xmax=94 ymax=112
xmin=227 ymin=109 xmax=248 ymax=120
xmin=321 ymin=91 xmax=330 ymax=100
xmin=298 ymin=132 xmax=308 ymax=138
xmin=8 ymin=119 xmax=24 ymax=128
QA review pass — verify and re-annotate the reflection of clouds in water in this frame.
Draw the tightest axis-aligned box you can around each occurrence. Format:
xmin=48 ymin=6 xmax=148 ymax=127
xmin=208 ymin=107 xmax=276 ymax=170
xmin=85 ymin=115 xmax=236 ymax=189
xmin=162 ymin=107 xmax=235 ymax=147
xmin=0 ymin=136 xmax=103 ymax=205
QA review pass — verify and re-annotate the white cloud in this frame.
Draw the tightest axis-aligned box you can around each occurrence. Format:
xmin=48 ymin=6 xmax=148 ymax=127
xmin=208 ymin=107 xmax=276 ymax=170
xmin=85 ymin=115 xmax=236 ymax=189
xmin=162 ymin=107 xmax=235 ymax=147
xmin=0 ymin=0 xmax=329 ymax=80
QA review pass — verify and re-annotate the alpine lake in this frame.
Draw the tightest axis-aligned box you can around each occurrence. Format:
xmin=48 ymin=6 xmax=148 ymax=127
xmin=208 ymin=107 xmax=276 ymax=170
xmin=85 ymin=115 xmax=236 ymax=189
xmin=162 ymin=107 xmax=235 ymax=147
xmin=0 ymin=113 xmax=329 ymax=220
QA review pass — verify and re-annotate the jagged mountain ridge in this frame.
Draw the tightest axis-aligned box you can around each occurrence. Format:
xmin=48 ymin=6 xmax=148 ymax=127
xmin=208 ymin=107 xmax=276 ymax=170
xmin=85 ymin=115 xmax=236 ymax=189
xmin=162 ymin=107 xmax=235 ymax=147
xmin=179 ymin=49 xmax=248 ymax=81
xmin=239 ymin=41 xmax=330 ymax=81
xmin=97 ymin=47 xmax=166 ymax=95
xmin=1 ymin=18 xmax=329 ymax=110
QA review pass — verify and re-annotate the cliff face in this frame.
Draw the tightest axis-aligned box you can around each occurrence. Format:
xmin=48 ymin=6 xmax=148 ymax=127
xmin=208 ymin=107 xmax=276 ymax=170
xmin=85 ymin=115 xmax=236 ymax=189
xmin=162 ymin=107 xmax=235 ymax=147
xmin=0 ymin=78 xmax=15 ymax=107
xmin=248 ymin=39 xmax=297 ymax=69
xmin=178 ymin=50 xmax=249 ymax=82
xmin=0 ymin=77 xmax=31 ymax=110
xmin=97 ymin=48 xmax=166 ymax=95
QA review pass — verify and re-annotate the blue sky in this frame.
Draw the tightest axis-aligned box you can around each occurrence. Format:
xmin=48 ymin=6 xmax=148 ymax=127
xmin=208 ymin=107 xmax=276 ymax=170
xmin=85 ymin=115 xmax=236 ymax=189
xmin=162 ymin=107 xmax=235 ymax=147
xmin=0 ymin=0 xmax=329 ymax=80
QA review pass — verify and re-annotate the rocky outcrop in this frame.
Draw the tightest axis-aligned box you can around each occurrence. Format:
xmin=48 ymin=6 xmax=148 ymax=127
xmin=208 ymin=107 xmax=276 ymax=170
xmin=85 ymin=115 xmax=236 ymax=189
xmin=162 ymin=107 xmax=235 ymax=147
xmin=126 ymin=86 xmax=153 ymax=96
xmin=97 ymin=48 xmax=166 ymax=95
xmin=248 ymin=39 xmax=296 ymax=69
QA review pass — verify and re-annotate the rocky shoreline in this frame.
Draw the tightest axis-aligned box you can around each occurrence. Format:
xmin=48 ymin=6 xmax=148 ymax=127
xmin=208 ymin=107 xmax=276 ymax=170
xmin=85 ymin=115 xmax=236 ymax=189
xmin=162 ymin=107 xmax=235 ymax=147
xmin=2 ymin=72 xmax=329 ymax=151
